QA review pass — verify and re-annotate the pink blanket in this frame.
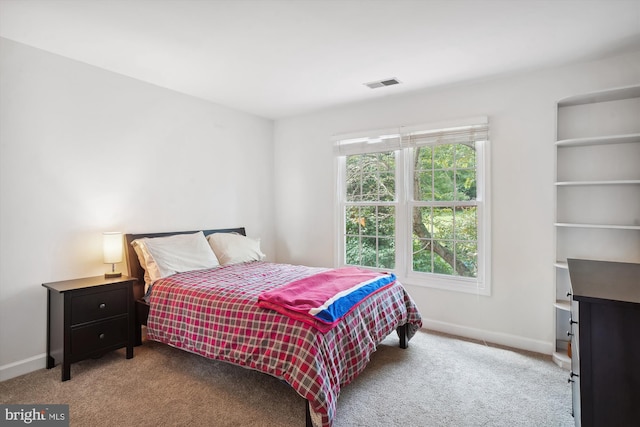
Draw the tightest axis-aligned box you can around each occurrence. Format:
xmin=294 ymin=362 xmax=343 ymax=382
xmin=257 ymin=267 xmax=396 ymax=332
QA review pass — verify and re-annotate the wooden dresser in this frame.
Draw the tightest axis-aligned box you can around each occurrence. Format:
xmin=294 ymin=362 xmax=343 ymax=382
xmin=567 ymin=259 xmax=640 ymax=427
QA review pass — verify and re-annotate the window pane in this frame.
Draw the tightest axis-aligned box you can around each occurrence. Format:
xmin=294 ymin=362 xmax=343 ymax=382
xmin=360 ymin=206 xmax=376 ymax=236
xmin=345 ymin=206 xmax=359 ymax=235
xmin=433 ymin=170 xmax=454 ymax=201
xmin=378 ymin=237 xmax=395 ymax=269
xmin=454 ymin=206 xmax=478 ymax=241
xmin=456 ymin=169 xmax=476 ymax=200
xmin=346 ymin=153 xmax=396 ymax=202
xmin=345 ymin=235 xmax=360 ymax=265
xmin=346 ymin=155 xmax=362 ymax=202
xmin=456 ymin=241 xmax=478 ymax=277
xmin=378 ymin=172 xmax=395 ymax=201
xmin=413 ymin=206 xmax=434 ymax=236
xmin=433 ymin=144 xmax=454 ymax=169
xmin=432 ymin=240 xmax=455 ymax=275
xmin=344 ymin=204 xmax=396 ymax=269
xmin=377 ymin=151 xmax=396 ymax=170
xmin=378 ymin=206 xmax=395 ymax=236
xmin=376 ymin=152 xmax=395 ymax=201
xmin=415 ymin=171 xmax=433 ymax=201
xmin=413 ymin=237 xmax=432 ymax=273
xmin=432 ymin=207 xmax=454 ymax=240
xmin=412 ymin=207 xmax=439 ymax=274
xmin=413 ymin=206 xmax=479 ymax=278
xmin=361 ymin=236 xmax=377 ymax=267
xmin=415 ymin=146 xmax=432 ymax=169
xmin=455 ymin=143 xmax=476 ymax=169
xmin=362 ymin=170 xmax=379 ymax=201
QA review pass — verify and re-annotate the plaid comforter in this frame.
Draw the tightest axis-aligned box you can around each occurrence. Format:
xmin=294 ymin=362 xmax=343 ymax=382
xmin=147 ymin=262 xmax=422 ymax=427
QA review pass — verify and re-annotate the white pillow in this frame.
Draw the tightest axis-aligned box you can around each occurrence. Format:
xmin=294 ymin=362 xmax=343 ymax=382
xmin=131 ymin=231 xmax=219 ymax=288
xmin=131 ymin=242 xmax=153 ymax=290
xmin=206 ymin=233 xmax=265 ymax=265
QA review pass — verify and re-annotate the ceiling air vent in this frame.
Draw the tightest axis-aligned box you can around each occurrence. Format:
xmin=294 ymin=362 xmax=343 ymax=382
xmin=364 ymin=78 xmax=401 ymax=89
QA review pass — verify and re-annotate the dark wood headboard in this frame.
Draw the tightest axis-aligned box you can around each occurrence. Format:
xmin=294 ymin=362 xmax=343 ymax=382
xmin=124 ymin=227 xmax=246 ymax=301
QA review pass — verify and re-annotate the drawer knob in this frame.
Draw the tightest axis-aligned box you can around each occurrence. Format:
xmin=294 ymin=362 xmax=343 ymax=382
xmin=570 ymin=318 xmax=578 ymax=325
xmin=566 ymin=330 xmax=573 ymax=337
xmin=99 ymin=333 xmax=105 ymax=340
xmin=99 ymin=303 xmax=106 ymax=309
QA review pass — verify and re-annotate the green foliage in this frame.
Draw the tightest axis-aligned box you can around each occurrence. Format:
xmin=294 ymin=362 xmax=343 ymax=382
xmin=345 ymin=204 xmax=396 ymax=269
xmin=411 ymin=206 xmax=477 ymax=277
xmin=346 ymin=152 xmax=395 ymax=202
xmin=344 ymin=143 xmax=478 ymax=277
xmin=414 ymin=144 xmax=476 ymax=201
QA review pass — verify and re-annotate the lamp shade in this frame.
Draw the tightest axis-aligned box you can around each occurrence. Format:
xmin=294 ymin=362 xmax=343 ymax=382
xmin=103 ymin=232 xmax=123 ymax=264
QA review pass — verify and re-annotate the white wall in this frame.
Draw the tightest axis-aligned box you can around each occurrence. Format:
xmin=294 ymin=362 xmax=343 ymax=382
xmin=273 ymin=49 xmax=640 ymax=354
xmin=0 ymin=38 xmax=275 ymax=379
xmin=2 ymin=35 xmax=638 ymax=381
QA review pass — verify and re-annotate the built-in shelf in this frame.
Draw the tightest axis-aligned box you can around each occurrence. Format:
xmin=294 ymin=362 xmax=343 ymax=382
xmin=556 ymin=132 xmax=640 ymax=147
xmin=555 ymin=223 xmax=640 ymax=230
xmin=555 ymin=180 xmax=640 ymax=186
xmin=554 ymin=300 xmax=571 ymax=311
xmin=554 ymin=84 xmax=640 ymax=387
xmin=552 ymin=351 xmax=571 ymax=370
xmin=558 ymin=84 xmax=640 ymax=107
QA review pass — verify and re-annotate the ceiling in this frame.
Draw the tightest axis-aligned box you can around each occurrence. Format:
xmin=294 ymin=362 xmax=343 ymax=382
xmin=1 ymin=0 xmax=639 ymax=120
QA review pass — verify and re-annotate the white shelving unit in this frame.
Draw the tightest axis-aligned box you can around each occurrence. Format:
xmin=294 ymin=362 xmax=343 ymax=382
xmin=553 ymin=84 xmax=640 ymax=371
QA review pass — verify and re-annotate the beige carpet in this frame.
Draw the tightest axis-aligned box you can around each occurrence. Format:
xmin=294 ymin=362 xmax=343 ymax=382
xmin=0 ymin=330 xmax=573 ymax=426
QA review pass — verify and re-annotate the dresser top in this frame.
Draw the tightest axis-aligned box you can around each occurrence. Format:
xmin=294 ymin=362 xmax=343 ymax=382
xmin=568 ymin=259 xmax=640 ymax=305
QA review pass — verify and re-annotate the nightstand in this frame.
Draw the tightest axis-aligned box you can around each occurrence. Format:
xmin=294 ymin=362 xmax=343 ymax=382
xmin=42 ymin=275 xmax=136 ymax=381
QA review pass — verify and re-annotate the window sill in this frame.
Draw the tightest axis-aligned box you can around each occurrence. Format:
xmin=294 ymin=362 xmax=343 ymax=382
xmin=401 ymin=272 xmax=491 ymax=296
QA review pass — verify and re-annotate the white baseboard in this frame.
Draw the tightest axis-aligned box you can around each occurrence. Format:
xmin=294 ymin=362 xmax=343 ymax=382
xmin=0 ymin=353 xmax=47 ymax=382
xmin=420 ymin=319 xmax=554 ymax=355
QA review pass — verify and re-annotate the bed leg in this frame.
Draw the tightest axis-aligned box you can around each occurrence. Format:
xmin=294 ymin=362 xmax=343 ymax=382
xmin=305 ymin=400 xmax=313 ymax=427
xmin=398 ymin=324 xmax=408 ymax=349
xmin=134 ymin=322 xmax=143 ymax=346
xmin=134 ymin=300 xmax=149 ymax=346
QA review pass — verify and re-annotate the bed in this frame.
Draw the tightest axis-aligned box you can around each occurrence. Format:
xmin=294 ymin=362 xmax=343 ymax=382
xmin=124 ymin=228 xmax=422 ymax=427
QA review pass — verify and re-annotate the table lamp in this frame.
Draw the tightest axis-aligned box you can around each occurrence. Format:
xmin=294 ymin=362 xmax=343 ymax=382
xmin=103 ymin=231 xmax=123 ymax=278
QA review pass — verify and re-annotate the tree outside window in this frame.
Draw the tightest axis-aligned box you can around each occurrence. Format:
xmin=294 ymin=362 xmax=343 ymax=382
xmin=337 ymin=120 xmax=489 ymax=293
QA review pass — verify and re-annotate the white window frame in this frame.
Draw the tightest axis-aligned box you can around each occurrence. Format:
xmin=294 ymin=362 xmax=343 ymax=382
xmin=334 ymin=118 xmax=491 ymax=295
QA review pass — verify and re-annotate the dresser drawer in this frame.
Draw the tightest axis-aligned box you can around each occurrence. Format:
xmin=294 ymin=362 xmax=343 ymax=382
xmin=71 ymin=316 xmax=129 ymax=357
xmin=71 ymin=287 xmax=128 ymax=325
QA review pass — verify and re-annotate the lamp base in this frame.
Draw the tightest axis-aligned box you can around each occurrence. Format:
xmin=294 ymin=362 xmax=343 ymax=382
xmin=105 ymin=272 xmax=122 ymax=278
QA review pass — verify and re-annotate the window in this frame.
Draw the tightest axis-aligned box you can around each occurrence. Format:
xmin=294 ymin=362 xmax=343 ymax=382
xmin=345 ymin=151 xmax=396 ymax=269
xmin=335 ymin=119 xmax=490 ymax=294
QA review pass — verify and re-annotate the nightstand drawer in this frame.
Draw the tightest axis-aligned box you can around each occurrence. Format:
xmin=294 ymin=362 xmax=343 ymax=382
xmin=71 ymin=287 xmax=128 ymax=325
xmin=71 ymin=316 xmax=129 ymax=356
